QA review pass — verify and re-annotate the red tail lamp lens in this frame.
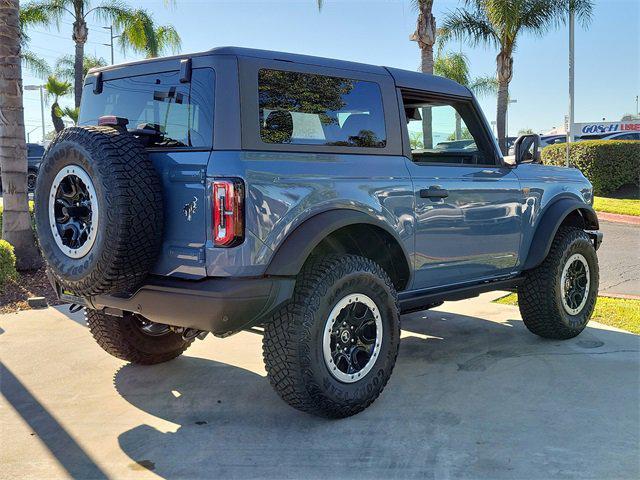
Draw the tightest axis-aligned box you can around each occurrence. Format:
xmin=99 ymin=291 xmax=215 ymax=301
xmin=212 ymin=179 xmax=244 ymax=247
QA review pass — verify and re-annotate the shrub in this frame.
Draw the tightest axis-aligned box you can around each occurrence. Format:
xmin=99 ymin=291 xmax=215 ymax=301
xmin=541 ymin=140 xmax=640 ymax=195
xmin=0 ymin=239 xmax=17 ymax=286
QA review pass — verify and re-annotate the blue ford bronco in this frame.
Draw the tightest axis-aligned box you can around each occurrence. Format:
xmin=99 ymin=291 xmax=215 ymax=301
xmin=35 ymin=47 xmax=602 ymax=418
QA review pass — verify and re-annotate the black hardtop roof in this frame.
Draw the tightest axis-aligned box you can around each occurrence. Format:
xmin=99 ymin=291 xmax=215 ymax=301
xmin=87 ymin=46 xmax=472 ymax=97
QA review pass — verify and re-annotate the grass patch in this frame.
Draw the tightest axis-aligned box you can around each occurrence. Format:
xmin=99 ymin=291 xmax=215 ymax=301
xmin=494 ymin=293 xmax=640 ymax=334
xmin=593 ymin=196 xmax=640 ymax=216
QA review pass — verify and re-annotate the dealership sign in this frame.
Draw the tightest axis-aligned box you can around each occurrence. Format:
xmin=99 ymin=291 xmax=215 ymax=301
xmin=576 ymin=121 xmax=640 ymax=135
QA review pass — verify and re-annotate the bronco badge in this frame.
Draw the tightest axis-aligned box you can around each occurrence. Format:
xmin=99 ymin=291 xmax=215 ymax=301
xmin=183 ymin=196 xmax=198 ymax=221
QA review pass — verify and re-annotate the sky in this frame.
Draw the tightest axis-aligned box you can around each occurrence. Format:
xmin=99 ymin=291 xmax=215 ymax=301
xmin=21 ymin=0 xmax=640 ymax=144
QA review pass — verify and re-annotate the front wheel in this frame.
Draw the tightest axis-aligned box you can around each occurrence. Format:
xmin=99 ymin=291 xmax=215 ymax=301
xmin=86 ymin=309 xmax=193 ymax=364
xmin=263 ymin=255 xmax=400 ymax=418
xmin=518 ymin=226 xmax=599 ymax=339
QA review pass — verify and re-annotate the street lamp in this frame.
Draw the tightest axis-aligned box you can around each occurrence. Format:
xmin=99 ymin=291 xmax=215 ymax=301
xmin=24 ymin=84 xmax=45 ymax=143
xmin=26 ymin=126 xmax=39 ymax=143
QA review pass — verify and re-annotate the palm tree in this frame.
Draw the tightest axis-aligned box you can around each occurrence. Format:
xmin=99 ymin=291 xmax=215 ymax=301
xmin=433 ymin=51 xmax=497 ymax=139
xmin=21 ymin=1 xmax=180 ymax=108
xmin=0 ymin=0 xmax=42 ymax=270
xmin=441 ymin=0 xmax=593 ymax=154
xmin=116 ymin=9 xmax=181 ymax=58
xmin=44 ymin=76 xmax=72 ymax=133
xmin=55 ymin=54 xmax=107 ymax=82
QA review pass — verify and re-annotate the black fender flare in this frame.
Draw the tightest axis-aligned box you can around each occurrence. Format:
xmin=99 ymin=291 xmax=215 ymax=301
xmin=265 ymin=209 xmax=411 ymax=277
xmin=522 ymin=197 xmax=599 ymax=271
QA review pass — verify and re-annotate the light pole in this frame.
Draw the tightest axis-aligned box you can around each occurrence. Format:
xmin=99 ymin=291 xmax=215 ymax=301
xmin=102 ymin=25 xmax=121 ymax=65
xmin=567 ymin=7 xmax=575 ymax=167
xmin=506 ymin=99 xmax=517 ymax=138
xmin=26 ymin=126 xmax=39 ymax=143
xmin=24 ymin=84 xmax=45 ymax=143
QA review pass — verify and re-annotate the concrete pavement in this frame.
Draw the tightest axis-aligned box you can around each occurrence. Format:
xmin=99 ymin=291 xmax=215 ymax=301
xmin=1 ymin=293 xmax=638 ymax=479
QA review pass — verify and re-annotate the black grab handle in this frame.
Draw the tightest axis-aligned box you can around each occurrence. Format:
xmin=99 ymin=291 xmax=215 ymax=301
xmin=419 ymin=186 xmax=449 ymax=199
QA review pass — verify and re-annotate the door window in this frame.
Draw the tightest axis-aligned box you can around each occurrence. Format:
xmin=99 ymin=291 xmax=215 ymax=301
xmin=402 ymin=95 xmax=495 ymax=166
xmin=258 ymin=69 xmax=386 ymax=148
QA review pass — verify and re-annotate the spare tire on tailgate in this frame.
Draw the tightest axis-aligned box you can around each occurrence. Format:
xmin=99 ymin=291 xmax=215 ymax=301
xmin=35 ymin=126 xmax=163 ymax=297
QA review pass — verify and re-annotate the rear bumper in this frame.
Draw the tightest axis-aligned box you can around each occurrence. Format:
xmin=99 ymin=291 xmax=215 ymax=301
xmin=55 ymin=275 xmax=295 ymax=337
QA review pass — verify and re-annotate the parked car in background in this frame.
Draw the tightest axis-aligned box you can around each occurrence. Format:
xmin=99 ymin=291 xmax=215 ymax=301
xmin=578 ymin=131 xmax=640 ymax=141
xmin=509 ymin=134 xmax=566 ymax=155
xmin=0 ymin=142 xmax=44 ymax=193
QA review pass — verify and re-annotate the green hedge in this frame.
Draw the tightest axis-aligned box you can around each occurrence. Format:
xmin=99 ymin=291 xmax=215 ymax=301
xmin=0 ymin=239 xmax=17 ymax=286
xmin=541 ymin=140 xmax=640 ymax=195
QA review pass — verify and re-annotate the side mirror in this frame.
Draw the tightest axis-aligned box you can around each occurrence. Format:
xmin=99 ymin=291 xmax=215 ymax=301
xmin=514 ymin=134 xmax=541 ymax=164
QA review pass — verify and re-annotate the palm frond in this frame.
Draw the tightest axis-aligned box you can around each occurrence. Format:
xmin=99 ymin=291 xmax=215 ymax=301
xmin=433 ymin=52 xmax=470 ymax=86
xmin=21 ymin=51 xmax=51 ymax=79
xmin=61 ymin=106 xmax=80 ymax=124
xmin=90 ymin=0 xmax=136 ymax=25
xmin=44 ymin=75 xmax=72 ymax=101
xmin=154 ymin=25 xmax=182 ymax=57
xmin=20 ymin=1 xmax=69 ymax=30
xmin=440 ymin=7 xmax=499 ymax=49
xmin=55 ymin=54 xmax=107 ymax=81
xmin=469 ymin=75 xmax=498 ymax=97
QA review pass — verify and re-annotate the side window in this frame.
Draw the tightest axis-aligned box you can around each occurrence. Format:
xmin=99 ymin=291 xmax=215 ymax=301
xmin=402 ymin=94 xmax=495 ymax=165
xmin=258 ymin=69 xmax=386 ymax=148
xmin=79 ymin=68 xmax=214 ymax=148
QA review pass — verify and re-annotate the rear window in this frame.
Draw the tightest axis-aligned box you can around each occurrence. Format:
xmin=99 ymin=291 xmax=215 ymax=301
xmin=79 ymin=69 xmax=214 ymax=148
xmin=258 ymin=69 xmax=386 ymax=148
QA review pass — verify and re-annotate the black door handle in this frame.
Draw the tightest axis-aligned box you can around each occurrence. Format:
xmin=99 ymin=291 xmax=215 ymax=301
xmin=419 ymin=186 xmax=449 ymax=199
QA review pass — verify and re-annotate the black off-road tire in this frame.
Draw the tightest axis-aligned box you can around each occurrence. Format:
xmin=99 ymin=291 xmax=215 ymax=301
xmin=518 ymin=226 xmax=599 ymax=339
xmin=86 ymin=309 xmax=193 ymax=365
xmin=263 ymin=254 xmax=401 ymax=418
xmin=34 ymin=126 xmax=162 ymax=297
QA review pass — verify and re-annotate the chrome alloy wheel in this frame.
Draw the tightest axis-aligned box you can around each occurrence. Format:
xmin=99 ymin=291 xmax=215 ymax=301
xmin=48 ymin=165 xmax=98 ymax=259
xmin=561 ymin=253 xmax=591 ymax=315
xmin=322 ymin=293 xmax=383 ymax=383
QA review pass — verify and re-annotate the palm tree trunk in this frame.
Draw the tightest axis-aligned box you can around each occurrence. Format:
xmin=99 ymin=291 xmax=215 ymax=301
xmin=496 ymin=80 xmax=509 ymax=154
xmin=0 ymin=0 xmax=42 ymax=270
xmin=496 ymin=50 xmax=513 ymax=155
xmin=72 ymin=19 xmax=88 ymax=109
xmin=51 ymin=102 xmax=64 ymax=132
xmin=420 ymin=45 xmax=434 ymax=149
xmin=455 ymin=112 xmax=462 ymax=140
xmin=413 ymin=1 xmax=436 ymax=149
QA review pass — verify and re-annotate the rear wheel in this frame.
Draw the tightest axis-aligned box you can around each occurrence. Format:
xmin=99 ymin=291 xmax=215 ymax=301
xmin=263 ymin=255 xmax=400 ymax=418
xmin=518 ymin=226 xmax=599 ymax=339
xmin=86 ymin=309 xmax=193 ymax=365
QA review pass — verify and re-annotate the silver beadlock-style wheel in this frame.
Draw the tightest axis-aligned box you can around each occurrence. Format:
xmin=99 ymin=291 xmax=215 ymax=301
xmin=560 ymin=253 xmax=590 ymax=315
xmin=48 ymin=164 xmax=99 ymax=259
xmin=322 ymin=293 xmax=383 ymax=383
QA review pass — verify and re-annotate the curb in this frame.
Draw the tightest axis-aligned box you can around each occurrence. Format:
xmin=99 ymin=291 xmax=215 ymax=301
xmin=597 ymin=211 xmax=640 ymax=225
xmin=600 ymin=292 xmax=640 ymax=301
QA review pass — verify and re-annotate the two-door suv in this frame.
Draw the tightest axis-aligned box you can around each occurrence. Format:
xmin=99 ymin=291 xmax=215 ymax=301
xmin=35 ymin=47 xmax=602 ymax=418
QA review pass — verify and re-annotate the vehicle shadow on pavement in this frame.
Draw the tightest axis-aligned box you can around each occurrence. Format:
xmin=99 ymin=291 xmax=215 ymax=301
xmin=112 ymin=309 xmax=640 ymax=480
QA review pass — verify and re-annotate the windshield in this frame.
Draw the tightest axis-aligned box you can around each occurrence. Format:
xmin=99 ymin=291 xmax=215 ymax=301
xmin=79 ymin=69 xmax=214 ymax=148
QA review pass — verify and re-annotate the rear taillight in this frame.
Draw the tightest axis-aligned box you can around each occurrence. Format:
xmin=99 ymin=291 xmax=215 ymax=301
xmin=212 ymin=179 xmax=244 ymax=247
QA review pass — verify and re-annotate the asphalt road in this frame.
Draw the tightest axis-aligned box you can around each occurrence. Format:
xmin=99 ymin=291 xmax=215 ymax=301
xmin=597 ymin=221 xmax=640 ymax=296
xmin=2 ymin=294 xmax=638 ymax=479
